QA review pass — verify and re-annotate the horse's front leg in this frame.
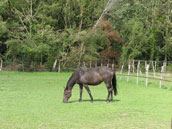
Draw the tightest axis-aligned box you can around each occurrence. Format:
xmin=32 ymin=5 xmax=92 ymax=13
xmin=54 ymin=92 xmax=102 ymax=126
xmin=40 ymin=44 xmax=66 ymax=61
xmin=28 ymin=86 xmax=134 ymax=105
xmin=84 ymin=85 xmax=93 ymax=102
xmin=78 ymin=84 xmax=83 ymax=102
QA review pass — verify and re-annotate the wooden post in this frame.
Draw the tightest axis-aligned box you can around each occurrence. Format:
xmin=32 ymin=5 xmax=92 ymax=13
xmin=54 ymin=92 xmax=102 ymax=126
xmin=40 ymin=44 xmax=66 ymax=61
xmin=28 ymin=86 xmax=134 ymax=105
xmin=132 ymin=60 xmax=135 ymax=73
xmin=58 ymin=61 xmax=61 ymax=73
xmin=101 ymin=60 xmax=103 ymax=67
xmin=95 ymin=61 xmax=97 ymax=67
xmin=120 ymin=64 xmax=124 ymax=80
xmin=160 ymin=66 xmax=164 ymax=88
xmin=107 ymin=59 xmax=109 ymax=67
xmin=89 ymin=60 xmax=92 ymax=68
xmin=140 ymin=69 xmax=142 ymax=75
xmin=163 ymin=61 xmax=166 ymax=73
xmin=83 ymin=61 xmax=86 ymax=67
xmin=127 ymin=64 xmax=131 ymax=82
xmin=139 ymin=61 xmax=143 ymax=76
xmin=0 ymin=59 xmax=3 ymax=71
xmin=145 ymin=61 xmax=147 ymax=69
xmin=152 ymin=61 xmax=156 ymax=78
xmin=53 ymin=59 xmax=58 ymax=71
xmin=137 ymin=61 xmax=140 ymax=85
xmin=146 ymin=64 xmax=150 ymax=87
xmin=111 ymin=59 xmax=115 ymax=69
xmin=112 ymin=63 xmax=114 ymax=69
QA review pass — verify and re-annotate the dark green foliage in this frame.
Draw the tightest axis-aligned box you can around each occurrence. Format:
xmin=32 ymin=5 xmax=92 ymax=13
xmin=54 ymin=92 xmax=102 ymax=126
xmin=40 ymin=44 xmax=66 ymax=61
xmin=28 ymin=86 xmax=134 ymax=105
xmin=0 ymin=0 xmax=172 ymax=71
xmin=110 ymin=0 xmax=172 ymax=62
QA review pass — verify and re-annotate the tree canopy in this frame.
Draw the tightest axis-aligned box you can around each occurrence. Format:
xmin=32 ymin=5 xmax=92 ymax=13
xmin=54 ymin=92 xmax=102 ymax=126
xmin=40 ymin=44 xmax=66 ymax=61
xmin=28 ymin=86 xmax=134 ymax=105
xmin=0 ymin=0 xmax=172 ymax=71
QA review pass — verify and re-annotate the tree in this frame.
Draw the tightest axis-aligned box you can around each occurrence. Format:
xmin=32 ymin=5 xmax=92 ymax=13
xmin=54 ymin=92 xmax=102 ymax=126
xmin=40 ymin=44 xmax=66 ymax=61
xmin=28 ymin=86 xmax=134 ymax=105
xmin=109 ymin=0 xmax=172 ymax=61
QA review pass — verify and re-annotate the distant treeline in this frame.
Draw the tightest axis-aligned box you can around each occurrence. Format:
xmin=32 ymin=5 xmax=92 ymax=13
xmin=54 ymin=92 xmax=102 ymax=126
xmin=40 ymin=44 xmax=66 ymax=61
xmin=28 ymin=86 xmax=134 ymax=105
xmin=0 ymin=0 xmax=172 ymax=71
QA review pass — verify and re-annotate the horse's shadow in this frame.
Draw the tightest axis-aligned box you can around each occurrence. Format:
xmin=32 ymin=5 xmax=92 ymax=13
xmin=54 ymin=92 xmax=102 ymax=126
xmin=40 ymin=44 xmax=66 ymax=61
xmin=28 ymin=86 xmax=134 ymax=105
xmin=66 ymin=99 xmax=120 ymax=103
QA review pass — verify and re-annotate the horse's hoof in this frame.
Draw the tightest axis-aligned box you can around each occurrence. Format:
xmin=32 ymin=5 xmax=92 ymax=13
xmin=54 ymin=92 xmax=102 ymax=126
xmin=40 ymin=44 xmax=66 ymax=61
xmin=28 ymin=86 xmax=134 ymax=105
xmin=105 ymin=100 xmax=109 ymax=103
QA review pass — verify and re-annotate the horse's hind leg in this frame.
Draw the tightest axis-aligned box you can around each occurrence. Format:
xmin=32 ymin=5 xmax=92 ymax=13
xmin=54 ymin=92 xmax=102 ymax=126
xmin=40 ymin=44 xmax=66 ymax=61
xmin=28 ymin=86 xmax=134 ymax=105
xmin=78 ymin=84 xmax=83 ymax=102
xmin=84 ymin=85 xmax=93 ymax=102
xmin=110 ymin=89 xmax=113 ymax=102
xmin=104 ymin=81 xmax=113 ymax=102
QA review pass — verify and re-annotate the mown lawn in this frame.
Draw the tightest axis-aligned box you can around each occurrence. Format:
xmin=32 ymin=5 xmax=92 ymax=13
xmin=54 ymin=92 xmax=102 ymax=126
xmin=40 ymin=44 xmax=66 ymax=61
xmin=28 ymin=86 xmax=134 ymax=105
xmin=0 ymin=71 xmax=172 ymax=129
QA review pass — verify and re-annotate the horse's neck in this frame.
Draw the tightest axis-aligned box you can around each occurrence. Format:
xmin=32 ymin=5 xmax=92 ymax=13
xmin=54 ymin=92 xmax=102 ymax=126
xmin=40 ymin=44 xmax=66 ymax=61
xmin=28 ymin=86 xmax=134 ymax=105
xmin=66 ymin=71 xmax=78 ymax=90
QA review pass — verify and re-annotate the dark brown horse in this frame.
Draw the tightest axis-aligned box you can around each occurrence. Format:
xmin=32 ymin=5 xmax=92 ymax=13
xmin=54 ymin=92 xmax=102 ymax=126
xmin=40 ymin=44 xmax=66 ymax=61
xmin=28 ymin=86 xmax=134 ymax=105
xmin=63 ymin=66 xmax=117 ymax=103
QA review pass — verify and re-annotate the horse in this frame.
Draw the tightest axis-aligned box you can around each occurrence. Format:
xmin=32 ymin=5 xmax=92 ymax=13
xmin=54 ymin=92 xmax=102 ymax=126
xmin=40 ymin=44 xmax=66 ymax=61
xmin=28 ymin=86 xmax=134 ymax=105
xmin=63 ymin=66 xmax=117 ymax=103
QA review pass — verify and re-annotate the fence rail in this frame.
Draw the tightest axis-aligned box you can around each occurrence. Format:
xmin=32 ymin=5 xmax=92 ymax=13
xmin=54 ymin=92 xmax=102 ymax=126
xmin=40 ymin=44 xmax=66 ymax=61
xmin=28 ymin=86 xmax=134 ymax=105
xmin=117 ymin=73 xmax=172 ymax=83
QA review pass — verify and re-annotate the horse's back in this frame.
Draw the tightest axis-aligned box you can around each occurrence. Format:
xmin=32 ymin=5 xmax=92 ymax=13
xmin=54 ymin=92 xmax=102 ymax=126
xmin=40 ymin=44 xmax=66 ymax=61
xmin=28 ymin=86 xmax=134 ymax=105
xmin=77 ymin=67 xmax=115 ymax=85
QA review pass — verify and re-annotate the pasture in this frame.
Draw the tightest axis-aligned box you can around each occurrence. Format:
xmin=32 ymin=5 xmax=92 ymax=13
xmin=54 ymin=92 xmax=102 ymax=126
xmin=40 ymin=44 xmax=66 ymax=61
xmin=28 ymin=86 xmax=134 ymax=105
xmin=0 ymin=71 xmax=172 ymax=129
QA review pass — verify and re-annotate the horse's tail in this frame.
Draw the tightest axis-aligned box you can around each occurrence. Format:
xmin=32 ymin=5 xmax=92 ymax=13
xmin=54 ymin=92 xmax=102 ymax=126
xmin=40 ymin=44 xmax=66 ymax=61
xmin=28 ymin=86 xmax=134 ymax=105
xmin=112 ymin=72 xmax=117 ymax=96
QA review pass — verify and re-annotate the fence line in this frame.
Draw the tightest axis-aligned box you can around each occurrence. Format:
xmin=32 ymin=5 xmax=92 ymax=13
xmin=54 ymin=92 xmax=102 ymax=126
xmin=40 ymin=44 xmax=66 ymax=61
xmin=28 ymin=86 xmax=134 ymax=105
xmin=1 ymin=59 xmax=172 ymax=88
xmin=118 ymin=60 xmax=171 ymax=88
xmin=133 ymin=60 xmax=172 ymax=64
xmin=116 ymin=74 xmax=172 ymax=83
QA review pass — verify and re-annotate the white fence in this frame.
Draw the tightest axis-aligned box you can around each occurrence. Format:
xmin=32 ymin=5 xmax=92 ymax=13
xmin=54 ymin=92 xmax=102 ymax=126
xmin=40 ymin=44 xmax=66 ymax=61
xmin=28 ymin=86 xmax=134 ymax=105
xmin=119 ymin=60 xmax=172 ymax=88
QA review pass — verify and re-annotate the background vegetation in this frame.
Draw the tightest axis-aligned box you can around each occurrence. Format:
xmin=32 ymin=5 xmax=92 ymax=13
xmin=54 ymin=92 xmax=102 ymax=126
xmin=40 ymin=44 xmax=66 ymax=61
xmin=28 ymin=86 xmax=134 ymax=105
xmin=0 ymin=0 xmax=172 ymax=71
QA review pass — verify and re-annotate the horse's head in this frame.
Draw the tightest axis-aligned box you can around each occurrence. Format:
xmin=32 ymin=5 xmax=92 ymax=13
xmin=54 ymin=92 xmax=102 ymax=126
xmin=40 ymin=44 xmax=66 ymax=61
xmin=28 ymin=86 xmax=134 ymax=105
xmin=63 ymin=88 xmax=72 ymax=103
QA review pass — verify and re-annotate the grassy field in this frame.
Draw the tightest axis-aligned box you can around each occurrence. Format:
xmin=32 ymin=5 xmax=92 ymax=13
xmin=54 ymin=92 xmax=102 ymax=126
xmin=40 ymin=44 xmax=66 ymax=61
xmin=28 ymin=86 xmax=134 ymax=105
xmin=0 ymin=71 xmax=172 ymax=129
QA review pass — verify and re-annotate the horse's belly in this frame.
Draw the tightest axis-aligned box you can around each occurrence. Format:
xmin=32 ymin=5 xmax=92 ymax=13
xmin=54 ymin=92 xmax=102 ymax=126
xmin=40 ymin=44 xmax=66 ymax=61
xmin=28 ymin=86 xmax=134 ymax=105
xmin=79 ymin=75 xmax=103 ymax=85
xmin=84 ymin=80 xmax=102 ymax=85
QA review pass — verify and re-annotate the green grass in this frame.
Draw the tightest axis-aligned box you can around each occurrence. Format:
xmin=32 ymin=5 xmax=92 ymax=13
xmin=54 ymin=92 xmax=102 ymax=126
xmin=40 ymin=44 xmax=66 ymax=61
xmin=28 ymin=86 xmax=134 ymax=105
xmin=0 ymin=71 xmax=172 ymax=129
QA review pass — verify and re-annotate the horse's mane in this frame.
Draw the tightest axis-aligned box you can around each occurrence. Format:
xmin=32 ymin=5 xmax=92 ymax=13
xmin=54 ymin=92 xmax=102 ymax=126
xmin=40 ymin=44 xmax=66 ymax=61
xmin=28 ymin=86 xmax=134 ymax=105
xmin=65 ymin=69 xmax=80 ymax=90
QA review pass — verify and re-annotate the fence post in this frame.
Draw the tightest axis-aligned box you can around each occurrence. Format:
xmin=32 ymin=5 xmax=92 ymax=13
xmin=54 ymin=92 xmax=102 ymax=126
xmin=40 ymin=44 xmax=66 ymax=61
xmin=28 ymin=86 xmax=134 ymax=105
xmin=145 ymin=61 xmax=147 ymax=71
xmin=160 ymin=66 xmax=164 ymax=88
xmin=152 ymin=61 xmax=156 ymax=78
xmin=112 ymin=59 xmax=114 ymax=69
xmin=120 ymin=64 xmax=124 ymax=80
xmin=107 ymin=59 xmax=109 ymax=67
xmin=90 ymin=60 xmax=92 ymax=68
xmin=0 ymin=59 xmax=3 ymax=71
xmin=163 ymin=61 xmax=166 ymax=73
xmin=53 ymin=59 xmax=58 ymax=71
xmin=127 ymin=64 xmax=131 ymax=82
xmin=132 ymin=60 xmax=135 ymax=73
xmin=95 ymin=61 xmax=97 ymax=67
xmin=83 ymin=61 xmax=86 ymax=67
xmin=101 ymin=60 xmax=103 ymax=67
xmin=58 ymin=61 xmax=61 ymax=73
xmin=139 ymin=61 xmax=143 ymax=75
xmin=146 ymin=64 xmax=150 ymax=87
xmin=137 ymin=60 xmax=140 ymax=85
